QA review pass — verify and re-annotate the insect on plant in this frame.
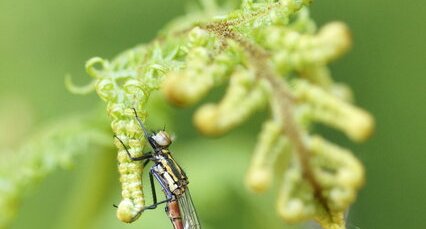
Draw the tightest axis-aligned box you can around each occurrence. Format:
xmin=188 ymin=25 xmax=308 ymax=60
xmin=114 ymin=108 xmax=201 ymax=229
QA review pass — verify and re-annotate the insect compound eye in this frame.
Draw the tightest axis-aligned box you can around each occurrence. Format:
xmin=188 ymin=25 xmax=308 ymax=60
xmin=152 ymin=131 xmax=172 ymax=147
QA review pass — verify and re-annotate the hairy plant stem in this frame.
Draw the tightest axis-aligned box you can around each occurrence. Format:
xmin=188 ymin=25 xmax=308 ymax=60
xmin=205 ymin=20 xmax=332 ymax=217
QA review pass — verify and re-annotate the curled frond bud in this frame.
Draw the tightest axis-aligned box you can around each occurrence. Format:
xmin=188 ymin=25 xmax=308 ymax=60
xmin=194 ymin=69 xmax=268 ymax=135
xmin=246 ymin=120 xmax=291 ymax=192
xmin=293 ymin=79 xmax=374 ymax=142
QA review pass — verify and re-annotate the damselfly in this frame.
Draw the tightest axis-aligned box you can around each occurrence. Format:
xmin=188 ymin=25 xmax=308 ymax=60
xmin=115 ymin=108 xmax=201 ymax=229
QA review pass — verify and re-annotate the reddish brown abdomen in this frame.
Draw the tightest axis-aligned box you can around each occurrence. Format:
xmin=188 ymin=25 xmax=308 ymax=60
xmin=167 ymin=200 xmax=184 ymax=229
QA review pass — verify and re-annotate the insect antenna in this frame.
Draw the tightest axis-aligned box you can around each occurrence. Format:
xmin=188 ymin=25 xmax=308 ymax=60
xmin=132 ymin=108 xmax=150 ymax=140
xmin=132 ymin=108 xmax=160 ymax=152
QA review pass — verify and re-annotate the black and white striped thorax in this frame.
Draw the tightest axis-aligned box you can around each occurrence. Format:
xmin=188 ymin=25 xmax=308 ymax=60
xmin=142 ymin=128 xmax=190 ymax=199
xmin=151 ymin=149 xmax=189 ymax=197
xmin=143 ymin=130 xmax=201 ymax=228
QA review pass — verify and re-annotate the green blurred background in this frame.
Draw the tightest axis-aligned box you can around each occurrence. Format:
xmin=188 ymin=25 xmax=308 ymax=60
xmin=0 ymin=0 xmax=425 ymax=228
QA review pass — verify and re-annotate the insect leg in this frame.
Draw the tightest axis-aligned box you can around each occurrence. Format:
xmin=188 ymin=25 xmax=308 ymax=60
xmin=143 ymin=159 xmax=151 ymax=167
xmin=142 ymin=169 xmax=173 ymax=210
xmin=114 ymin=135 xmax=153 ymax=161
xmin=149 ymin=169 xmax=158 ymax=205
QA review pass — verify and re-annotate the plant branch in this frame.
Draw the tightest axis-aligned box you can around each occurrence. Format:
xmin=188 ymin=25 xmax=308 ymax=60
xmin=205 ymin=19 xmax=331 ymax=215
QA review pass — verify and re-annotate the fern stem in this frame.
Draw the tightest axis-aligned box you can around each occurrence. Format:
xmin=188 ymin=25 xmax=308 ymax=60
xmin=205 ymin=13 xmax=334 ymax=223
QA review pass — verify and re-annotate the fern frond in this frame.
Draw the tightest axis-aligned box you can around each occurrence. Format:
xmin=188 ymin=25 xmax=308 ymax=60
xmin=0 ymin=110 xmax=110 ymax=228
xmin=85 ymin=1 xmax=374 ymax=228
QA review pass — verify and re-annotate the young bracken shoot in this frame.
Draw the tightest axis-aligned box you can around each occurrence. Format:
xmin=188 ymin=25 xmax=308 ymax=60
xmin=75 ymin=1 xmax=374 ymax=228
xmin=115 ymin=109 xmax=201 ymax=229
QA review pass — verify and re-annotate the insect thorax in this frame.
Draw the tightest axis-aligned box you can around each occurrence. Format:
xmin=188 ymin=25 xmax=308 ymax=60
xmin=153 ymin=154 xmax=188 ymax=196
